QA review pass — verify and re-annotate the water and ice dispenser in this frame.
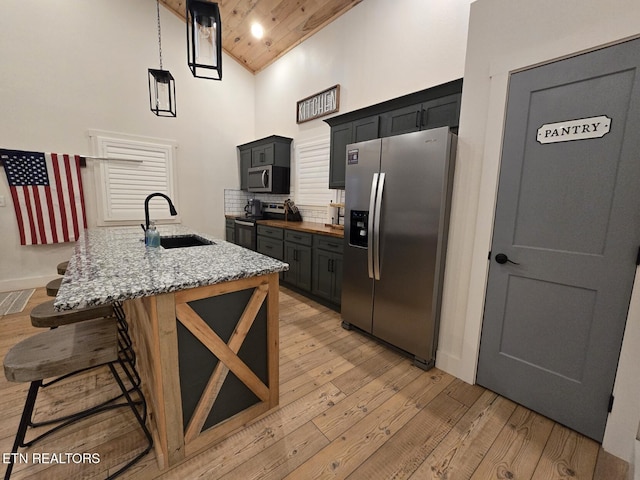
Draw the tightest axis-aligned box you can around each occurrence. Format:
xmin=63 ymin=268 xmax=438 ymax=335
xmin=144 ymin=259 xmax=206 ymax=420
xmin=349 ymin=210 xmax=369 ymax=248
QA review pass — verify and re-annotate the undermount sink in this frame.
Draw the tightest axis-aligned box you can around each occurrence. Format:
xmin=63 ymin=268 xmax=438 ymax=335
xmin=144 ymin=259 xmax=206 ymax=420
xmin=160 ymin=235 xmax=215 ymax=249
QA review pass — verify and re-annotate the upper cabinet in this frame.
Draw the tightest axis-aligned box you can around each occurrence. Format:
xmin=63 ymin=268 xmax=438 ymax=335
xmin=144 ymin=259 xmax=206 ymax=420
xmin=380 ymin=93 xmax=461 ymax=137
xmin=239 ymin=148 xmax=251 ymax=190
xmin=251 ymin=143 xmax=275 ymax=167
xmin=238 ymin=135 xmax=293 ymax=190
xmin=328 ymin=116 xmax=379 ymax=189
xmin=325 ymin=79 xmax=463 ymax=189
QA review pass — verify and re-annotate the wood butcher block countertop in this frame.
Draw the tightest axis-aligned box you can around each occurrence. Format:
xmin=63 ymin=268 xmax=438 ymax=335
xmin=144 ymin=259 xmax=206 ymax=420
xmin=257 ymin=219 xmax=344 ymax=239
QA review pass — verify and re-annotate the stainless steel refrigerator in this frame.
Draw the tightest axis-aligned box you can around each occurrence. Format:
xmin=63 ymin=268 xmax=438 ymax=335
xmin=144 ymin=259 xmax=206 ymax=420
xmin=342 ymin=127 xmax=456 ymax=370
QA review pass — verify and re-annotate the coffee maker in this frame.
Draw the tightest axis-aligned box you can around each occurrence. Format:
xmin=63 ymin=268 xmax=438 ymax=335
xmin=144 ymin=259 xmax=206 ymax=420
xmin=244 ymin=198 xmax=262 ymax=218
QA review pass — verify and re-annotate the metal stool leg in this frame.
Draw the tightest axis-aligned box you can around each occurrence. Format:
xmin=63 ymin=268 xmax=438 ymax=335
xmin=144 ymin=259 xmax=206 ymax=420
xmin=4 ymin=380 xmax=40 ymax=480
xmin=105 ymin=358 xmax=153 ymax=479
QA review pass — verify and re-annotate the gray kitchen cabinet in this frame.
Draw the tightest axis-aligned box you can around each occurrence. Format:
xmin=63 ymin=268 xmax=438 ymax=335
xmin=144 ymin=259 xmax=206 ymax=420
xmin=325 ymin=79 xmax=462 ymax=189
xmin=258 ymin=236 xmax=283 ymax=259
xmin=253 ymin=221 xmax=343 ymax=309
xmin=239 ymin=148 xmax=251 ymax=190
xmin=251 ymin=143 xmax=274 ymax=167
xmin=257 ymin=225 xmax=284 ymax=259
xmin=328 ymin=123 xmax=353 ymax=190
xmin=328 ymin=116 xmax=379 ymax=189
xmin=257 ymin=224 xmax=284 ymax=240
xmin=225 ymin=218 xmax=235 ymax=243
xmin=379 ymin=103 xmax=423 ymax=137
xmin=257 ymin=225 xmax=284 ymax=279
xmin=237 ymin=135 xmax=293 ymax=190
xmin=312 ymin=235 xmax=343 ymax=305
xmin=380 ymin=93 xmax=462 ymax=137
xmin=283 ymin=230 xmax=312 ymax=292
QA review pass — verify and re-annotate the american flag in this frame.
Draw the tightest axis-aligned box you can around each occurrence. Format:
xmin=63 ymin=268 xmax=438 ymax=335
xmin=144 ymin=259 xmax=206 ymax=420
xmin=1 ymin=149 xmax=87 ymax=245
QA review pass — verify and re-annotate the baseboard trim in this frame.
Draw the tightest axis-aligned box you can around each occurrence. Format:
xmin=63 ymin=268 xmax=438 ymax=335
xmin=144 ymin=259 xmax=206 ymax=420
xmin=0 ymin=275 xmax=58 ymax=293
xmin=435 ymin=349 xmax=463 ymax=379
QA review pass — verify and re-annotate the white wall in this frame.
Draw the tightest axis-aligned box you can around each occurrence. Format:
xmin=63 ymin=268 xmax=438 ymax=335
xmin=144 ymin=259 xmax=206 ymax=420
xmin=446 ymin=0 xmax=640 ymax=465
xmin=254 ymin=0 xmax=471 ymax=144
xmin=0 ymin=0 xmax=255 ymax=290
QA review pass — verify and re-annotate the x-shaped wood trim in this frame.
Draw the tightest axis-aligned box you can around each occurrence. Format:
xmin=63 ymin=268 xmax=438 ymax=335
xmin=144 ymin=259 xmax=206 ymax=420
xmin=176 ymin=284 xmax=269 ymax=443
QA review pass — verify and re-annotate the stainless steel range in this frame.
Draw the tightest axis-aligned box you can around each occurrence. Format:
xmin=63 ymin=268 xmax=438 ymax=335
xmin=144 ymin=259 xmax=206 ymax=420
xmin=234 ymin=202 xmax=286 ymax=250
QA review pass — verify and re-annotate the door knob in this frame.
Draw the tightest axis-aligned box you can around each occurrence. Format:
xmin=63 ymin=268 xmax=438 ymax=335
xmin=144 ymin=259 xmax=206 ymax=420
xmin=495 ymin=253 xmax=519 ymax=265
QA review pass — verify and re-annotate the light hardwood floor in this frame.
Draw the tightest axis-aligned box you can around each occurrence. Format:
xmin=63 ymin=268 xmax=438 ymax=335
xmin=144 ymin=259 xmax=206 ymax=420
xmin=0 ymin=287 xmax=628 ymax=479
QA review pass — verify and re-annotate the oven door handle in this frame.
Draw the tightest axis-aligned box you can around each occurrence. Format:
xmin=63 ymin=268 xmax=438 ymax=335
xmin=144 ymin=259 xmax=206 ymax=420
xmin=235 ymin=220 xmax=254 ymax=227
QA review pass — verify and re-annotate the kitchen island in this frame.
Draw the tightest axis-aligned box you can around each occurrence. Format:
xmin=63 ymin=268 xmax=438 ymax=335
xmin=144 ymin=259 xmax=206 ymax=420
xmin=54 ymin=225 xmax=288 ymax=469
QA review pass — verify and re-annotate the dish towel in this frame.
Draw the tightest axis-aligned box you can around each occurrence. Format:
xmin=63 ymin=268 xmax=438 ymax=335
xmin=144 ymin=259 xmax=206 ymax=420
xmin=1 ymin=149 xmax=87 ymax=245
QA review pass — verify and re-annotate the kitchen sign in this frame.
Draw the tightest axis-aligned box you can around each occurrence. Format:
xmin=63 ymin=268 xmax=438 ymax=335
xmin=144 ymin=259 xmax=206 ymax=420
xmin=296 ymin=85 xmax=340 ymax=123
xmin=536 ymin=115 xmax=611 ymax=144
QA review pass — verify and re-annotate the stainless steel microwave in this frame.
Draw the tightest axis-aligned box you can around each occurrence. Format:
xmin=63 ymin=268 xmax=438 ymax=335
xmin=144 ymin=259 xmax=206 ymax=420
xmin=247 ymin=165 xmax=290 ymax=194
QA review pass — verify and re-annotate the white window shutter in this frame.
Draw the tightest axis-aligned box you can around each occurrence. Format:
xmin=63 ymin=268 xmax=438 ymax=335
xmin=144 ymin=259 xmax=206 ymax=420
xmin=90 ymin=132 xmax=178 ymax=226
xmin=295 ymin=134 xmax=333 ymax=206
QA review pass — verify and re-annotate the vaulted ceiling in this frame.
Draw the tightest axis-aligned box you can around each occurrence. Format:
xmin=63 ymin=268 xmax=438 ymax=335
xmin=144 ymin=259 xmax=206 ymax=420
xmin=159 ymin=0 xmax=363 ymax=74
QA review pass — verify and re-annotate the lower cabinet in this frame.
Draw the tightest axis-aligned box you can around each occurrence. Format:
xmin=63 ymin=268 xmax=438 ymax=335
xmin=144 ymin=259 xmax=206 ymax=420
xmin=257 ymin=225 xmax=284 ymax=280
xmin=312 ymin=249 xmax=343 ymax=304
xmin=257 ymin=224 xmax=284 ymax=258
xmin=255 ymin=224 xmax=343 ymax=308
xmin=225 ymin=218 xmax=235 ymax=244
xmin=312 ymin=234 xmax=343 ymax=305
xmin=257 ymin=236 xmax=283 ymax=259
xmin=283 ymin=231 xmax=312 ymax=292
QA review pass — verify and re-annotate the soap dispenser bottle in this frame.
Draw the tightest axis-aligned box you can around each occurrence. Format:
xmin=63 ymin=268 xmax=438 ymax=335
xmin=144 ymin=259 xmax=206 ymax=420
xmin=145 ymin=222 xmax=160 ymax=247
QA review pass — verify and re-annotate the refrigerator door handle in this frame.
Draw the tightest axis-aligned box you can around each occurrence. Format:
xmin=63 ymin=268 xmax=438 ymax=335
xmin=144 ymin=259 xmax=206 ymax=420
xmin=373 ymin=172 xmax=385 ymax=280
xmin=367 ymin=173 xmax=379 ymax=279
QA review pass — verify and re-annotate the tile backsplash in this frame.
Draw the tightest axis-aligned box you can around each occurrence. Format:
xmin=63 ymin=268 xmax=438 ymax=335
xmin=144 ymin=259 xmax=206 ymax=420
xmin=224 ymin=189 xmax=344 ymax=225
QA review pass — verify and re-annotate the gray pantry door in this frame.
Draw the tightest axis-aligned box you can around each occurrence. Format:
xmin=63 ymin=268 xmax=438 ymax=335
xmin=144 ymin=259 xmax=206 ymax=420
xmin=477 ymin=37 xmax=640 ymax=441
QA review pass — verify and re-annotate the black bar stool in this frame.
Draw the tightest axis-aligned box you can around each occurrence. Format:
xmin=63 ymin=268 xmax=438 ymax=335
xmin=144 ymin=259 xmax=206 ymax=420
xmin=3 ymin=318 xmax=153 ymax=479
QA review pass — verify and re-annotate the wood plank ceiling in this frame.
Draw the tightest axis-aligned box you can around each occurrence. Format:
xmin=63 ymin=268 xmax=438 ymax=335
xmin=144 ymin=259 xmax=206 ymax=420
xmin=160 ymin=0 xmax=363 ymax=74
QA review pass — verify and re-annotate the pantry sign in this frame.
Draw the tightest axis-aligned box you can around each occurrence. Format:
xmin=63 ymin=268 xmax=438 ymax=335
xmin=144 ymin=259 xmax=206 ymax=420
xmin=296 ymin=85 xmax=340 ymax=123
xmin=536 ymin=115 xmax=611 ymax=144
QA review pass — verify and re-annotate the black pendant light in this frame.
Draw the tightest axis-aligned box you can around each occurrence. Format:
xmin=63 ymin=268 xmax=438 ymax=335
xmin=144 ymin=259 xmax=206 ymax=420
xmin=149 ymin=0 xmax=176 ymax=117
xmin=186 ymin=0 xmax=222 ymax=80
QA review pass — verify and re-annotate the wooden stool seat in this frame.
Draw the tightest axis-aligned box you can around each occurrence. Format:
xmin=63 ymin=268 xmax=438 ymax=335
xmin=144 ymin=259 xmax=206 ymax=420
xmin=46 ymin=277 xmax=62 ymax=297
xmin=4 ymin=318 xmax=118 ymax=383
xmin=57 ymin=261 xmax=69 ymax=275
xmin=30 ymin=300 xmax=114 ymax=328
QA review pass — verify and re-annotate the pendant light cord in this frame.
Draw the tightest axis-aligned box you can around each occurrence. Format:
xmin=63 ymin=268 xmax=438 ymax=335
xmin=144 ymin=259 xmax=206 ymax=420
xmin=156 ymin=0 xmax=163 ymax=70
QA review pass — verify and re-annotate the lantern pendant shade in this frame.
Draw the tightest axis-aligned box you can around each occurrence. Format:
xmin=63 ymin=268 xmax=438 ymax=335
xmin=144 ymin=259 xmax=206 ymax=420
xmin=148 ymin=69 xmax=177 ymax=117
xmin=187 ymin=0 xmax=222 ymax=80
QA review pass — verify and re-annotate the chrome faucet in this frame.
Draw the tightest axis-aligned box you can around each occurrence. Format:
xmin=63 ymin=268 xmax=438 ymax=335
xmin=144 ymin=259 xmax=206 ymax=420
xmin=144 ymin=193 xmax=178 ymax=231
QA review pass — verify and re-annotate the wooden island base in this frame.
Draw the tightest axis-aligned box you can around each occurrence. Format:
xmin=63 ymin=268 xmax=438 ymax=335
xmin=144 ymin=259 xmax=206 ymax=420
xmin=124 ymin=272 xmax=280 ymax=469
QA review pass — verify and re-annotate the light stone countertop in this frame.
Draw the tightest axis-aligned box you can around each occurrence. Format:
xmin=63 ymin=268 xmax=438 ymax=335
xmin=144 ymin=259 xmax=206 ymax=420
xmin=53 ymin=224 xmax=288 ymax=311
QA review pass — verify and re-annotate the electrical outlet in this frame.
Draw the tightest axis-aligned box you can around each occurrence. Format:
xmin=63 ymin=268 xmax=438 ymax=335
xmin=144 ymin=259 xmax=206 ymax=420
xmin=0 ymin=195 xmax=5 ymax=207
